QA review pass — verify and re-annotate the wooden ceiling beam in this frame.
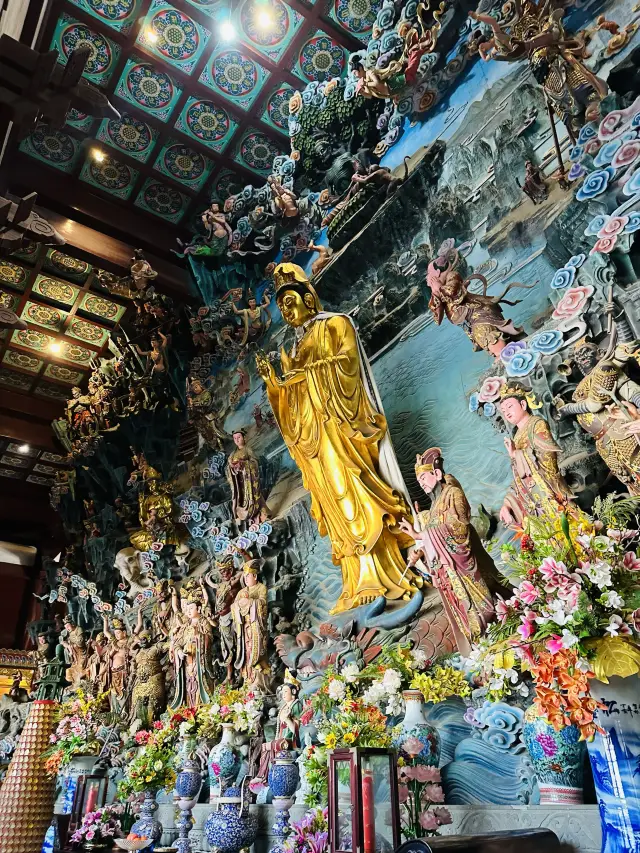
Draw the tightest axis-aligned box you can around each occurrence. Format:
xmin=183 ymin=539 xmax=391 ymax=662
xmin=0 ymin=388 xmax=62 ymax=422
xmin=0 ymin=411 xmax=60 ymax=450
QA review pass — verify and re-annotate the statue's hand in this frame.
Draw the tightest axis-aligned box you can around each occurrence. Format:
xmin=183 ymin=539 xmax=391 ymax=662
xmin=499 ymin=505 xmax=514 ymax=526
xmin=503 ymin=436 xmax=515 ymax=457
xmin=399 ymin=517 xmax=419 ymax=540
xmin=552 ymin=395 xmax=565 ymax=411
xmin=256 ymin=351 xmax=276 ymax=384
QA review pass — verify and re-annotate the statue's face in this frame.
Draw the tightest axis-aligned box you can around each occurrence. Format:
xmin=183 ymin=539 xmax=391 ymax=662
xmin=233 ymin=432 xmax=245 ymax=448
xmin=248 ymin=298 xmax=257 ymax=309
xmin=37 ymin=634 xmax=47 ymax=647
xmin=281 ymin=685 xmax=293 ymax=703
xmin=245 ymin=572 xmax=257 ymax=587
xmin=418 ymin=469 xmax=440 ymax=493
xmin=192 ymin=380 xmax=203 ymax=393
xmin=220 ymin=565 xmax=233 ymax=581
xmin=500 ymin=397 xmax=527 ymax=424
xmin=278 ymin=289 xmax=314 ymax=328
xmin=114 ymin=628 xmax=126 ymax=641
xmin=72 ymin=387 xmax=81 ymax=399
xmin=185 ymin=600 xmax=199 ymax=618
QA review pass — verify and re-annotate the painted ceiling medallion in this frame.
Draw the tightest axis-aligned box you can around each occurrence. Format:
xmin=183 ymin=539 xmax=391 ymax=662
xmin=136 ymin=179 xmax=186 ymax=223
xmin=12 ymin=328 xmax=53 ymax=352
xmin=0 ymin=262 xmax=27 ymax=288
xmin=59 ymin=21 xmax=116 ymax=83
xmin=62 ymin=342 xmax=93 ymax=364
xmin=46 ymin=250 xmax=90 ymax=281
xmin=0 ymin=370 xmax=32 ymax=392
xmin=29 ymin=126 xmax=76 ymax=163
xmin=242 ymin=0 xmax=288 ymax=47
xmin=265 ymin=86 xmax=295 ymax=130
xmin=87 ymin=0 xmax=136 ymax=21
xmin=33 ymin=276 xmax=78 ymax=305
xmin=23 ymin=302 xmax=64 ymax=331
xmin=128 ymin=63 xmax=173 ymax=108
xmin=90 ymin=156 xmax=132 ymax=190
xmin=106 ymin=114 xmax=153 ymax=155
xmin=68 ymin=318 xmax=108 ymax=345
xmin=239 ymin=131 xmax=282 ymax=173
xmin=211 ymin=170 xmax=243 ymax=202
xmin=186 ymin=101 xmax=229 ymax=142
xmin=333 ymin=0 xmax=381 ymax=35
xmin=2 ymin=350 xmax=43 ymax=373
xmin=214 ymin=51 xmax=258 ymax=97
xmin=44 ymin=363 xmax=84 ymax=384
xmin=299 ymin=34 xmax=346 ymax=81
xmin=80 ymin=293 xmax=125 ymax=322
xmin=162 ymin=143 xmax=205 ymax=182
xmin=151 ymin=8 xmax=199 ymax=62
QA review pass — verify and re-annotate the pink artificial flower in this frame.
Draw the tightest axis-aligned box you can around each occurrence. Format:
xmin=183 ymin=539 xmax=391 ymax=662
xmin=419 ymin=811 xmax=439 ymax=831
xmin=590 ymin=235 xmax=618 ymax=255
xmin=402 ymin=736 xmax=425 ymax=757
xmin=433 ymin=807 xmax=452 ymax=826
xmin=546 ymin=635 xmax=564 ymax=654
xmin=249 ymin=777 xmax=267 ymax=794
xmin=423 ymin=783 xmax=445 ymax=803
xmin=398 ymin=784 xmax=409 ymax=804
xmin=517 ymin=619 xmax=534 ymax=640
xmin=220 ymin=705 xmax=231 ymax=716
xmin=517 ymin=580 xmax=539 ymax=605
xmin=85 ymin=829 xmax=95 ymax=841
xmin=495 ymin=596 xmax=509 ymax=624
xmin=414 ymin=766 xmax=441 ymax=783
xmin=623 ymin=551 xmax=640 ymax=571
xmin=539 ymin=557 xmax=567 ymax=578
xmin=514 ymin=643 xmax=535 ymax=666
xmin=211 ymin=763 xmax=221 ymax=776
xmin=630 ymin=608 xmax=640 ymax=633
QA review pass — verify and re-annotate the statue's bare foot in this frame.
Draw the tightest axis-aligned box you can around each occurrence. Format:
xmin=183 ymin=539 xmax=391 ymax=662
xmin=356 ymin=593 xmax=378 ymax=605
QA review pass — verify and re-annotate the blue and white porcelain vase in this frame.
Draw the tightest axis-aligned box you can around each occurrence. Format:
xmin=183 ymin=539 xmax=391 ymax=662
xmin=268 ymin=752 xmax=300 ymax=799
xmin=587 ymin=676 xmax=640 ymax=853
xmin=175 ymin=754 xmax=203 ymax=853
xmin=131 ymin=789 xmax=163 ymax=844
xmin=204 ymin=780 xmax=258 ymax=853
xmin=395 ymin=690 xmax=440 ymax=765
xmin=208 ymin=723 xmax=241 ymax=801
xmin=54 ymin=754 xmax=98 ymax=815
xmin=522 ymin=707 xmax=585 ymax=804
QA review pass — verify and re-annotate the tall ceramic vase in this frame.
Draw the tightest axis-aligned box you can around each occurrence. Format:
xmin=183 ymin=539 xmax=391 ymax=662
xmin=395 ymin=690 xmax=440 ymax=766
xmin=587 ymin=676 xmax=640 ymax=853
xmin=130 ymin=789 xmax=163 ymax=845
xmin=268 ymin=753 xmax=300 ymax=853
xmin=522 ymin=707 xmax=585 ymax=804
xmin=208 ymin=723 xmax=241 ymax=801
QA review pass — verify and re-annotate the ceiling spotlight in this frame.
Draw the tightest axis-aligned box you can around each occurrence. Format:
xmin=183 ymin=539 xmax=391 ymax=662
xmin=49 ymin=341 xmax=62 ymax=354
xmin=256 ymin=9 xmax=273 ymax=28
xmin=92 ymin=148 xmax=105 ymax=163
xmin=146 ymin=27 xmax=159 ymax=42
xmin=219 ymin=19 xmax=236 ymax=40
xmin=18 ymin=444 xmax=30 ymax=454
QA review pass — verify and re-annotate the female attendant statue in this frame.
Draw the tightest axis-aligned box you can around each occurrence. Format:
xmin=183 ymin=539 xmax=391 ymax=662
xmin=498 ymin=383 xmax=576 ymax=527
xmin=102 ymin=616 xmax=131 ymax=714
xmin=169 ymin=580 xmax=215 ymax=709
xmin=399 ymin=448 xmax=499 ymax=655
xmin=232 ymin=559 xmax=272 ymax=692
xmin=226 ymin=429 xmax=269 ymax=525
xmin=59 ymin=616 xmax=90 ymax=690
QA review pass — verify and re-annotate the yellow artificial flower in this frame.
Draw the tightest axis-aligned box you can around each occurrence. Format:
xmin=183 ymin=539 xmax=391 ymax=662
xmin=325 ymin=733 xmax=337 ymax=749
xmin=344 ymin=732 xmax=356 ymax=745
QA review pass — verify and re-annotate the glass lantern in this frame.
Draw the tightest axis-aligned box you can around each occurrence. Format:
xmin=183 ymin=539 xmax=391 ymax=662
xmin=328 ymin=747 xmax=400 ymax=853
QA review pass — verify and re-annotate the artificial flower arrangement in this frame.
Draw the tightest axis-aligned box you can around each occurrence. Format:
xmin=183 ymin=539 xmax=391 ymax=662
xmin=196 ymin=683 xmax=263 ymax=741
xmin=43 ymin=689 xmax=110 ymax=776
xmin=468 ymin=496 xmax=640 ymax=739
xmin=284 ymin=807 xmax=328 ymax=853
xmin=116 ymin=713 xmax=184 ymax=798
xmin=70 ymin=804 xmax=123 ymax=847
xmin=398 ymin=738 xmax=452 ymax=839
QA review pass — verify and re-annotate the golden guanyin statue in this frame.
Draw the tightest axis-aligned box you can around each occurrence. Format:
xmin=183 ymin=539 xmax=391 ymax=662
xmin=129 ymin=466 xmax=181 ymax=552
xmin=257 ymin=262 xmax=420 ymax=613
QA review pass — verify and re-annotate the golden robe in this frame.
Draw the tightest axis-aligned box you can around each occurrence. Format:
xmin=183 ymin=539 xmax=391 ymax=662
xmin=266 ymin=313 xmax=415 ymax=612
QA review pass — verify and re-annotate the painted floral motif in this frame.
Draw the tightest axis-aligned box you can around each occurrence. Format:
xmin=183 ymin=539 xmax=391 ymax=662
xmin=24 ymin=302 xmax=64 ymax=331
xmin=612 ymin=141 xmax=640 ymax=170
xmin=499 ymin=340 xmax=527 ymax=364
xmin=81 ymin=294 xmax=123 ymax=321
xmin=149 ymin=8 xmax=199 ymax=62
xmin=185 ymin=100 xmax=230 ymax=142
xmin=584 ymin=214 xmax=608 ymax=237
xmin=0 ymin=467 xmax=24 ymax=478
xmin=212 ymin=51 xmax=258 ymax=97
xmin=40 ymin=451 xmax=67 ymax=463
xmin=127 ymin=63 xmax=174 ymax=110
xmin=0 ymin=369 xmax=32 ymax=391
xmin=47 ymin=251 xmax=90 ymax=280
xmin=552 ymin=285 xmax=594 ymax=321
xmin=86 ymin=0 xmax=136 ymax=21
xmin=29 ymin=126 xmax=75 ymax=164
xmin=35 ymin=383 xmax=71 ymax=402
xmin=68 ymin=319 xmax=108 ymax=345
xmin=138 ymin=180 xmax=185 ymax=221
xmin=550 ymin=265 xmax=576 ymax=290
xmin=238 ymin=132 xmax=282 ymax=173
xmin=61 ymin=342 xmax=93 ymax=364
xmin=590 ymin=235 xmax=618 ymax=255
xmin=162 ymin=143 xmax=205 ymax=182
xmin=242 ymin=0 xmax=288 ymax=46
xmin=477 ymin=376 xmax=505 ymax=403
xmin=522 ymin=711 xmax=585 ymax=793
xmin=12 ymin=328 xmax=53 ymax=352
xmin=2 ymin=349 xmax=42 ymax=372
xmin=60 ymin=22 xmax=114 ymax=80
xmin=333 ymin=0 xmax=381 ymax=35
xmin=299 ymin=35 xmax=346 ymax=81
xmin=33 ymin=463 xmax=58 ymax=476
xmin=106 ymin=114 xmax=153 ymax=155
xmin=44 ymin=364 xmax=84 ymax=384
xmin=66 ymin=108 xmax=93 ymax=131
xmin=33 ymin=277 xmax=77 ymax=304
xmin=266 ymin=86 xmax=295 ymax=130
xmin=89 ymin=156 xmax=132 ymax=190
xmin=0 ymin=262 xmax=27 ymax=288
xmin=575 ymin=168 xmax=613 ymax=201
xmin=593 ymin=139 xmax=622 ymax=167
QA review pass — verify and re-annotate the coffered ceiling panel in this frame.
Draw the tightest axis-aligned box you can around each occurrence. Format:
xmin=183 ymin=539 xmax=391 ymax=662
xmin=14 ymin=0 xmax=366 ymax=232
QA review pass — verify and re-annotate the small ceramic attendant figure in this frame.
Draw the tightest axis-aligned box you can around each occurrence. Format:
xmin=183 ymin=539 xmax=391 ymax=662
xmin=399 ymin=448 xmax=497 ymax=655
xmin=226 ymin=429 xmax=269 ymax=525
